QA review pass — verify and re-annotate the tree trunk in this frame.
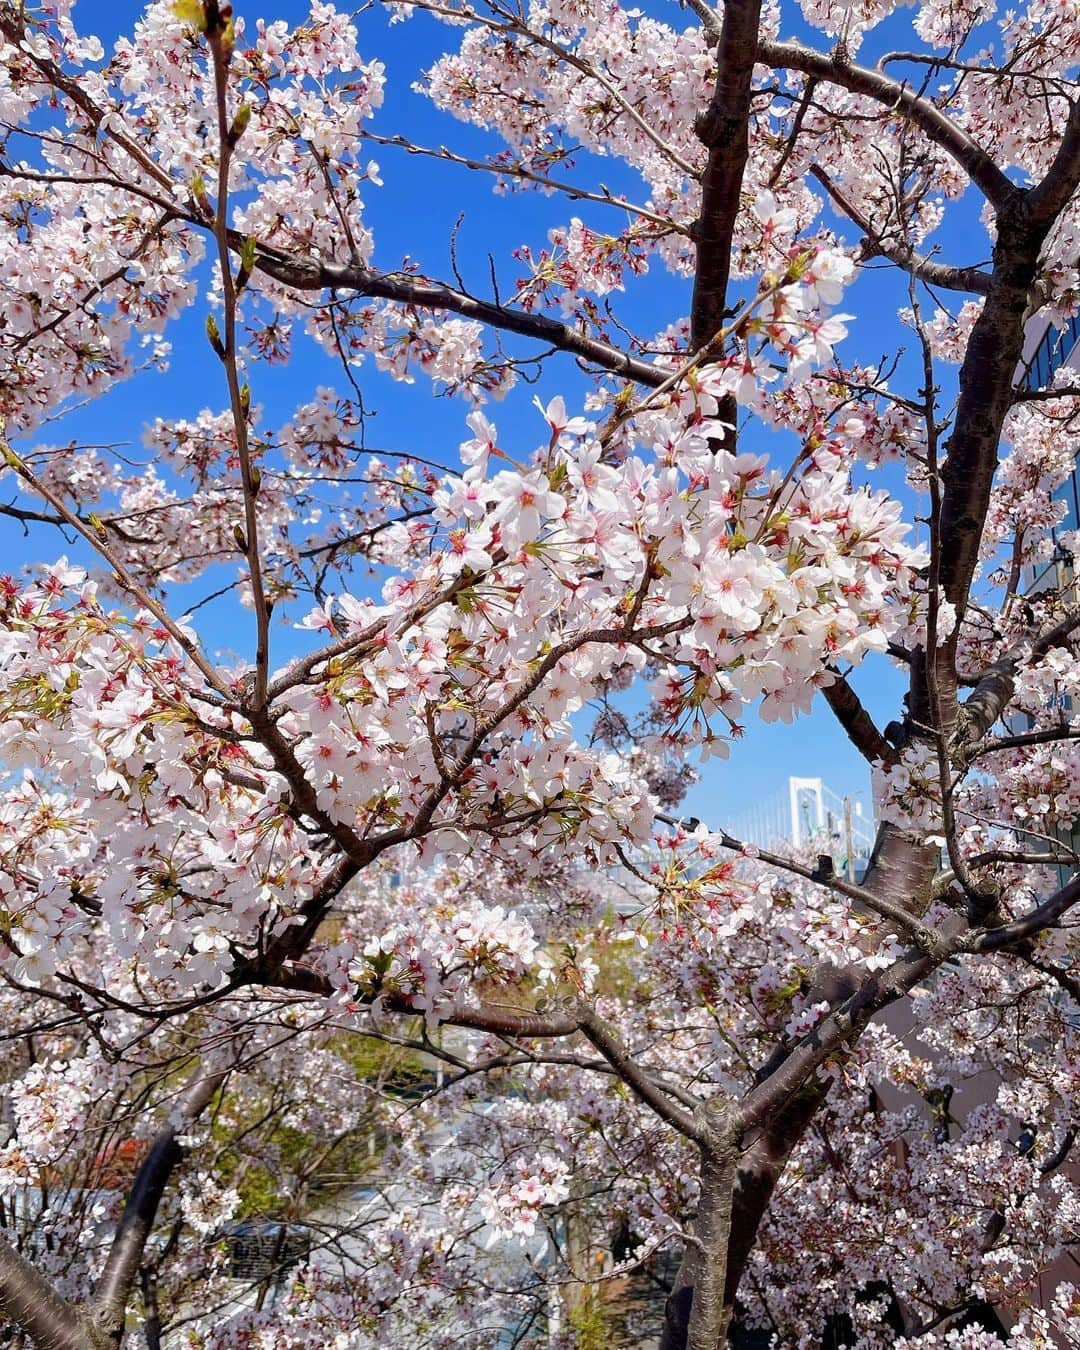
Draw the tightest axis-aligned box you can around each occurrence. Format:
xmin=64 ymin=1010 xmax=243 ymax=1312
xmin=660 ymin=1146 xmax=737 ymax=1350
xmin=660 ymin=825 xmax=939 ymax=1350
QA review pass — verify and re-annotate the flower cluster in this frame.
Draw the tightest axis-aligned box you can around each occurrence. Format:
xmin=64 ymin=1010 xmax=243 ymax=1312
xmin=479 ymin=1154 xmax=571 ymax=1240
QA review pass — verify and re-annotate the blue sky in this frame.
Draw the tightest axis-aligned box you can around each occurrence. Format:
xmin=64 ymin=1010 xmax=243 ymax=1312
xmin=2 ymin=0 xmax=994 ymax=830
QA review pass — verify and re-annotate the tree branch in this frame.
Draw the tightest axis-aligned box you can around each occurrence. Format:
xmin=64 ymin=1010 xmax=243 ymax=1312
xmin=1026 ymin=94 xmax=1080 ymax=225
xmin=254 ymin=959 xmax=702 ymax=1136
xmin=0 ymin=1239 xmax=99 ymax=1350
xmin=808 ymin=164 xmax=991 ymax=294
xmin=690 ymin=0 xmax=763 ymax=353
xmin=656 ymin=815 xmax=945 ymax=949
xmin=972 ymin=725 xmax=1080 ymax=758
xmin=957 ymin=607 xmax=1080 ymax=753
xmin=245 ymin=244 xmax=666 ymax=388
xmin=666 ymin=822 xmax=942 ymax=1344
xmin=758 ymin=39 xmax=1018 ymax=210
xmin=1012 ymin=949 xmax=1080 ymax=1009
xmin=971 ymin=871 xmax=1080 ymax=952
xmin=934 ymin=198 xmax=1065 ymax=636
xmin=734 ymin=934 xmax=954 ymax=1132
xmin=90 ymin=1068 xmax=226 ymax=1345
xmin=820 ymin=673 xmax=897 ymax=765
xmin=683 ymin=1145 xmax=738 ymax=1350
xmin=578 ymin=1006 xmax=705 ymax=1141
xmin=967 ymin=849 xmax=1077 ymax=869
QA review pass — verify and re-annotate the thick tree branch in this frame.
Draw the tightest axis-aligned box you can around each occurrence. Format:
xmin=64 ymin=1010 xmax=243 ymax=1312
xmin=670 ymin=820 xmax=941 ymax=1345
xmin=1040 ymin=1128 xmax=1077 ymax=1176
xmin=734 ymin=936 xmax=953 ymax=1132
xmin=245 ymin=244 xmax=666 ymax=388
xmin=682 ymin=0 xmax=722 ymax=41
xmin=684 ymin=1145 xmax=738 ymax=1350
xmin=369 ymin=1031 xmax=702 ymax=1107
xmin=433 ymin=1000 xmax=583 ymax=1038
xmin=578 ymin=1006 xmax=705 ymax=1141
xmin=932 ymin=196 xmax=1065 ymax=645
xmin=917 ymin=116 xmax=1079 ymax=675
xmin=758 ymin=39 xmax=1018 ymax=210
xmin=820 ymin=673 xmax=897 ymax=765
xmin=808 ymin=164 xmax=991 ymax=294
xmin=0 ymin=500 xmax=66 ymax=528
xmin=973 ymin=725 xmax=1080 ymax=758
xmin=1027 ymin=95 xmax=1080 ymax=225
xmin=252 ymin=958 xmax=584 ymax=1036
xmin=968 ymin=849 xmax=1078 ymax=869
xmin=91 ymin=1069 xmax=226 ymax=1345
xmin=252 ymin=856 xmax=365 ymax=992
xmin=0 ymin=1240 xmax=100 ymax=1350
xmin=716 ymin=1081 xmax=828 ymax=1322
xmin=957 ymin=607 xmax=1080 ymax=753
xmin=971 ymin=871 xmax=1080 ymax=951
xmin=1014 ymin=385 xmax=1080 ymax=402
xmin=690 ymin=0 xmax=762 ymax=353
xmin=254 ymin=958 xmax=701 ymax=1136
xmin=656 ymin=814 xmax=945 ymax=948
xmin=1012 ymin=949 xmax=1080 ymax=1009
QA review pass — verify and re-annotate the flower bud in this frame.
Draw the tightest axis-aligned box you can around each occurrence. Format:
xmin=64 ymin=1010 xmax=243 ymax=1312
xmin=228 ymin=101 xmax=252 ymax=146
xmin=205 ymin=314 xmax=225 ymax=359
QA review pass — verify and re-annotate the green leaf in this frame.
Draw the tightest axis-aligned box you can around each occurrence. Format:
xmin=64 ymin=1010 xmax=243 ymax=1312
xmin=171 ymin=0 xmax=207 ymax=30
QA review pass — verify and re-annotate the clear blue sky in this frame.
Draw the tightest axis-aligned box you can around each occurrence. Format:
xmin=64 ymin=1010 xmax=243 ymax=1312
xmin=4 ymin=0 xmax=992 ymax=829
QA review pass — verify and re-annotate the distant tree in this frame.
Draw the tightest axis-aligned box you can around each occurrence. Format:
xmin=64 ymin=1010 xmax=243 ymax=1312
xmin=0 ymin=0 xmax=1077 ymax=1345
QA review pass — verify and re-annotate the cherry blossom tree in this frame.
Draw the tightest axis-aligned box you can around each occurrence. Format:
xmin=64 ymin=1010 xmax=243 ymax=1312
xmin=0 ymin=0 xmax=1078 ymax=1345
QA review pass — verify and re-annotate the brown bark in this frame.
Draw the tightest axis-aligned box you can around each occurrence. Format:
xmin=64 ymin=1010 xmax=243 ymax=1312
xmin=821 ymin=675 xmax=897 ymax=767
xmin=690 ymin=0 xmax=762 ymax=354
xmin=936 ymin=201 xmax=1047 ymax=622
xmin=661 ymin=823 xmax=940 ymax=1350
xmin=686 ymin=0 xmax=764 ymax=447
xmin=685 ymin=1147 xmax=739 ymax=1350
xmin=241 ymin=246 xmax=666 ymax=389
xmin=89 ymin=1070 xmax=225 ymax=1346
xmin=757 ymin=40 xmax=1016 ymax=208
xmin=808 ymin=164 xmax=992 ymax=296
xmin=0 ymin=1240 xmax=105 ymax=1350
xmin=660 ymin=1142 xmax=739 ymax=1350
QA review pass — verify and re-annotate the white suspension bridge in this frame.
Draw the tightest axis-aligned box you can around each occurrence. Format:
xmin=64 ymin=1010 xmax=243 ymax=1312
xmin=719 ymin=777 xmax=876 ymax=880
